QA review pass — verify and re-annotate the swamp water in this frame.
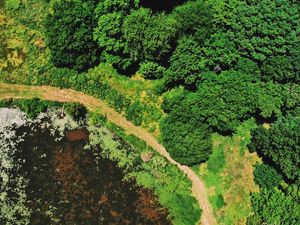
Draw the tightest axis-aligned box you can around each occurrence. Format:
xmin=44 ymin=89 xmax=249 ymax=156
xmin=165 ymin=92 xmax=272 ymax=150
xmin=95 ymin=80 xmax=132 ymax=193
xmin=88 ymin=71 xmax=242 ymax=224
xmin=0 ymin=108 xmax=171 ymax=225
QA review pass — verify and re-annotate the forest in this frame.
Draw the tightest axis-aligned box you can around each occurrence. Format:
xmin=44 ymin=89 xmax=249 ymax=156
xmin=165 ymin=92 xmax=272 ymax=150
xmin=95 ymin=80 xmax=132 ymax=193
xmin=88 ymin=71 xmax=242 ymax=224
xmin=0 ymin=0 xmax=299 ymax=224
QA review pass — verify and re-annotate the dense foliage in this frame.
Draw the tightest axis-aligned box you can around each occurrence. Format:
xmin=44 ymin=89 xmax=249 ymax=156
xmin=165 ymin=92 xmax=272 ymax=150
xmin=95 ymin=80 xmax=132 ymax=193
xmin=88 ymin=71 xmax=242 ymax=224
xmin=160 ymin=87 xmax=212 ymax=165
xmin=0 ymin=98 xmax=61 ymax=118
xmin=249 ymin=116 xmax=300 ymax=181
xmin=87 ymin=121 xmax=201 ymax=225
xmin=253 ymin=164 xmax=283 ymax=190
xmin=248 ymin=188 xmax=300 ymax=225
xmin=2 ymin=0 xmax=300 ymax=223
xmin=44 ymin=0 xmax=99 ymax=71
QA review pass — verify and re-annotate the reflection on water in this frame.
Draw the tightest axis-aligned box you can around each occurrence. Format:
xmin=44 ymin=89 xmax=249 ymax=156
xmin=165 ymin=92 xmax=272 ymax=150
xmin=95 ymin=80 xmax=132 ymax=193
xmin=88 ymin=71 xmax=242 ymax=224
xmin=12 ymin=122 xmax=171 ymax=225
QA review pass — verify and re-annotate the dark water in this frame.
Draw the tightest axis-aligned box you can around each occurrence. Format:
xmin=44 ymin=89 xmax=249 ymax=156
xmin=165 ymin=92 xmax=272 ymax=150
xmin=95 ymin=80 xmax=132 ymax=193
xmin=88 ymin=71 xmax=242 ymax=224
xmin=10 ymin=122 xmax=171 ymax=225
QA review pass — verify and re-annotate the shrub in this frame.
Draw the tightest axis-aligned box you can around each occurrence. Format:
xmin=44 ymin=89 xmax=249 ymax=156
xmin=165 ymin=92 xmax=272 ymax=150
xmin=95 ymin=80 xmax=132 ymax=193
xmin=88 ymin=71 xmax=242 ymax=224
xmin=65 ymin=102 xmax=88 ymax=121
xmin=5 ymin=0 xmax=21 ymax=10
xmin=139 ymin=62 xmax=165 ymax=79
xmin=207 ymin=147 xmax=226 ymax=174
xmin=216 ymin=194 xmax=225 ymax=209
xmin=125 ymin=101 xmax=144 ymax=126
xmin=254 ymin=163 xmax=283 ymax=190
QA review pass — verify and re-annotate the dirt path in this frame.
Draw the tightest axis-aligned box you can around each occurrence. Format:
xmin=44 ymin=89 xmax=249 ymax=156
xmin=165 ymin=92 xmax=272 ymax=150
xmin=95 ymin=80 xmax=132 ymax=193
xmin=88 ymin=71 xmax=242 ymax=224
xmin=0 ymin=83 xmax=217 ymax=225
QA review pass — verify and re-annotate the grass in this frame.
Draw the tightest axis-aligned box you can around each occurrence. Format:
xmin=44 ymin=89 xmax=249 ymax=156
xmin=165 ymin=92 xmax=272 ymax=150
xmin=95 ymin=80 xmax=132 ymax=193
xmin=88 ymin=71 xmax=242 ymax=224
xmin=194 ymin=119 xmax=261 ymax=225
xmin=104 ymin=71 xmax=164 ymax=137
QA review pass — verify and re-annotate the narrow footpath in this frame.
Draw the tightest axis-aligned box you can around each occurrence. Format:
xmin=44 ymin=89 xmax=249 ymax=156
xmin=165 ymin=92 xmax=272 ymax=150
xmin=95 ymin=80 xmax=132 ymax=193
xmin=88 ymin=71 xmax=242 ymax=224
xmin=0 ymin=83 xmax=217 ymax=225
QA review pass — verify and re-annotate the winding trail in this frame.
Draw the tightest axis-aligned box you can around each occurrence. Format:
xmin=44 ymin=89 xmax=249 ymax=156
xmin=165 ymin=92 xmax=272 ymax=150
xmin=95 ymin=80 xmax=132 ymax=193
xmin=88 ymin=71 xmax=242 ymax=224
xmin=0 ymin=83 xmax=217 ymax=225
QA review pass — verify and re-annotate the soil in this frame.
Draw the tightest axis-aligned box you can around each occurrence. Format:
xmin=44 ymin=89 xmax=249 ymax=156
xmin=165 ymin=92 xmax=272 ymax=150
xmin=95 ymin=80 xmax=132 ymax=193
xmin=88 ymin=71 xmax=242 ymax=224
xmin=9 ymin=122 xmax=171 ymax=225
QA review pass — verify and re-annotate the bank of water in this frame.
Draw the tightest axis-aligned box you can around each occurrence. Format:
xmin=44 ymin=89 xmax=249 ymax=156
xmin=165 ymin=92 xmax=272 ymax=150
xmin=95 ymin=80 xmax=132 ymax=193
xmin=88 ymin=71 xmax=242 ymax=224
xmin=0 ymin=108 xmax=171 ymax=225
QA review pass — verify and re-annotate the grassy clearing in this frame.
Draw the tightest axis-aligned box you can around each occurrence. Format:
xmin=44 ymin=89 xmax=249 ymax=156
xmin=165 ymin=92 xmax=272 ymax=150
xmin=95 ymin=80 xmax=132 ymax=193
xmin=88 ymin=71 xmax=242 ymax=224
xmin=103 ymin=71 xmax=164 ymax=137
xmin=194 ymin=119 xmax=261 ymax=225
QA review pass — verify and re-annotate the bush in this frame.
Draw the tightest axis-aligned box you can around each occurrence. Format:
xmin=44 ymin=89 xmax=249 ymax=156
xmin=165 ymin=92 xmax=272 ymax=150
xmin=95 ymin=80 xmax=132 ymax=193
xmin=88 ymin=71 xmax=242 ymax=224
xmin=5 ymin=0 xmax=21 ymax=10
xmin=254 ymin=163 xmax=283 ymax=190
xmin=207 ymin=147 xmax=226 ymax=174
xmin=139 ymin=62 xmax=165 ymax=79
xmin=44 ymin=0 xmax=99 ymax=71
xmin=216 ymin=194 xmax=225 ymax=209
xmin=249 ymin=116 xmax=300 ymax=180
xmin=125 ymin=101 xmax=144 ymax=126
xmin=65 ymin=102 xmax=88 ymax=121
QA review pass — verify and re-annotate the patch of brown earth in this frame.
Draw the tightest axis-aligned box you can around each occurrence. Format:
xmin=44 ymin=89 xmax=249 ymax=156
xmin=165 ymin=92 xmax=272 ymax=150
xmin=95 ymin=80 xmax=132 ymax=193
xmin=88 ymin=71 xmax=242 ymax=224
xmin=66 ymin=129 xmax=89 ymax=142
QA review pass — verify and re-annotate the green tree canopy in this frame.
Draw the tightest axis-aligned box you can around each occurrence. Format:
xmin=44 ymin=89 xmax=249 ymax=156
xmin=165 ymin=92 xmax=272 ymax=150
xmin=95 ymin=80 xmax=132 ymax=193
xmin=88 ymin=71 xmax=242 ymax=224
xmin=249 ymin=188 xmax=300 ymax=225
xmin=45 ymin=0 xmax=99 ymax=71
xmin=254 ymin=163 xmax=283 ymax=190
xmin=164 ymin=36 xmax=203 ymax=89
xmin=93 ymin=0 xmax=139 ymax=72
xmin=188 ymin=71 xmax=281 ymax=133
xmin=172 ymin=0 xmax=213 ymax=41
xmin=249 ymin=116 xmax=300 ymax=181
xmin=160 ymin=104 xmax=212 ymax=165
xmin=232 ymin=0 xmax=300 ymax=64
xmin=123 ymin=8 xmax=178 ymax=64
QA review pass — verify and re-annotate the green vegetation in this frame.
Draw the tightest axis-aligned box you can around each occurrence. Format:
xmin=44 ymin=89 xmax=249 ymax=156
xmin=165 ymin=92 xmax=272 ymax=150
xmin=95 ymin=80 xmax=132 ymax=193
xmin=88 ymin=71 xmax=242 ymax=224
xmin=247 ymin=115 xmax=300 ymax=224
xmin=45 ymin=0 xmax=99 ymax=71
xmin=0 ymin=98 xmax=87 ymax=120
xmin=195 ymin=120 xmax=260 ymax=224
xmin=87 ymin=115 xmax=201 ymax=225
xmin=0 ymin=98 xmax=62 ymax=118
xmin=248 ymin=188 xmax=300 ymax=225
xmin=1 ymin=0 xmax=300 ymax=223
xmin=253 ymin=164 xmax=283 ymax=190
xmin=249 ymin=116 xmax=300 ymax=181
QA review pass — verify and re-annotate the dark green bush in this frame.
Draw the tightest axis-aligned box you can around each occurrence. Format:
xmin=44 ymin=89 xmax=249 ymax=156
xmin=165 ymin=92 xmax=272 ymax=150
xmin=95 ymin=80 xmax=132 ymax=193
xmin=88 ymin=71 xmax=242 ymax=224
xmin=253 ymin=164 xmax=283 ymax=190
xmin=216 ymin=194 xmax=225 ymax=209
xmin=45 ymin=0 xmax=99 ymax=71
xmin=207 ymin=148 xmax=226 ymax=174
xmin=65 ymin=102 xmax=88 ymax=121
xmin=125 ymin=101 xmax=144 ymax=126
xmin=139 ymin=62 xmax=165 ymax=79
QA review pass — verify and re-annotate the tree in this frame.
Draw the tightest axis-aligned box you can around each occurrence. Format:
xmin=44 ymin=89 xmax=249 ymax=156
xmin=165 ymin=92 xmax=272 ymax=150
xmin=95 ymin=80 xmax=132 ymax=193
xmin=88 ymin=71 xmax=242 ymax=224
xmin=123 ymin=9 xmax=178 ymax=64
xmin=93 ymin=12 xmax=133 ymax=71
xmin=160 ymin=90 xmax=212 ymax=165
xmin=205 ymin=0 xmax=241 ymax=28
xmin=172 ymin=0 xmax=213 ymax=41
xmin=232 ymin=0 xmax=300 ymax=64
xmin=187 ymin=71 xmax=281 ymax=133
xmin=249 ymin=116 xmax=300 ymax=180
xmin=201 ymin=31 xmax=240 ymax=71
xmin=122 ymin=8 xmax=152 ymax=63
xmin=93 ymin=0 xmax=139 ymax=72
xmin=261 ymin=55 xmax=300 ymax=83
xmin=95 ymin=0 xmax=139 ymax=14
xmin=249 ymin=188 xmax=300 ymax=225
xmin=234 ymin=58 xmax=260 ymax=78
xmin=45 ymin=0 xmax=99 ymax=71
xmin=253 ymin=163 xmax=283 ymax=190
xmin=164 ymin=36 xmax=203 ymax=89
